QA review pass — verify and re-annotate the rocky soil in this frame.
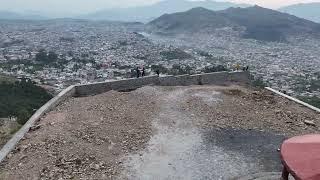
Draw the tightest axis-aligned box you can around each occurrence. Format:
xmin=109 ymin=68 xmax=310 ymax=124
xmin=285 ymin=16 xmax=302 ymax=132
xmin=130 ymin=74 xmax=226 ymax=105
xmin=183 ymin=86 xmax=320 ymax=136
xmin=0 ymin=88 xmax=160 ymax=179
xmin=0 ymin=85 xmax=319 ymax=179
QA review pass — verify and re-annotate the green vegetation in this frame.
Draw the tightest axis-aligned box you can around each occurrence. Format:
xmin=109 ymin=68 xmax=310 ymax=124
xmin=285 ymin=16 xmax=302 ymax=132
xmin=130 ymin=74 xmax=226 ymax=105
xmin=0 ymin=75 xmax=15 ymax=84
xmin=203 ymin=65 xmax=227 ymax=73
xmin=0 ymin=79 xmax=52 ymax=125
xmin=169 ymin=64 xmax=193 ymax=75
xmin=160 ymin=49 xmax=192 ymax=60
xmin=36 ymin=49 xmax=58 ymax=63
xmin=298 ymin=96 xmax=320 ymax=109
xmin=0 ymin=59 xmax=44 ymax=73
xmin=151 ymin=64 xmax=168 ymax=74
xmin=35 ymin=49 xmax=68 ymax=69
xmin=151 ymin=64 xmax=228 ymax=76
xmin=198 ymin=51 xmax=213 ymax=58
xmin=250 ymin=75 xmax=268 ymax=88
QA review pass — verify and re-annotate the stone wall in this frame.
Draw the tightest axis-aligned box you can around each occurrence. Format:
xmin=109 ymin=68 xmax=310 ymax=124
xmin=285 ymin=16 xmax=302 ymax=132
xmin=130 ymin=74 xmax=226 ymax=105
xmin=157 ymin=71 xmax=251 ymax=87
xmin=75 ymin=76 xmax=159 ymax=97
xmin=76 ymin=71 xmax=250 ymax=96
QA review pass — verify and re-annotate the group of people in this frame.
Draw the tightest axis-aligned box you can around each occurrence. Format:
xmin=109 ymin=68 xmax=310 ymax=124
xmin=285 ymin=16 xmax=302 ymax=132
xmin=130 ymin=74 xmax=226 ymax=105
xmin=134 ymin=66 xmax=161 ymax=78
xmin=231 ymin=64 xmax=250 ymax=72
xmin=135 ymin=67 xmax=146 ymax=78
xmin=242 ymin=66 xmax=249 ymax=71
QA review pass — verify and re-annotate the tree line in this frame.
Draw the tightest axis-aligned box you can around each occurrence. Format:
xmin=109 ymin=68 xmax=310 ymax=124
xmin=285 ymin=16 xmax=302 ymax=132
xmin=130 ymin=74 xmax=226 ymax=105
xmin=0 ymin=79 xmax=52 ymax=125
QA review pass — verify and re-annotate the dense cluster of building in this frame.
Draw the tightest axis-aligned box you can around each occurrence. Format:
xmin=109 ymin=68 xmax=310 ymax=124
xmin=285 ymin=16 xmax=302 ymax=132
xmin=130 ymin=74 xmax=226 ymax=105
xmin=0 ymin=20 xmax=319 ymax=97
xmin=149 ymin=30 xmax=320 ymax=97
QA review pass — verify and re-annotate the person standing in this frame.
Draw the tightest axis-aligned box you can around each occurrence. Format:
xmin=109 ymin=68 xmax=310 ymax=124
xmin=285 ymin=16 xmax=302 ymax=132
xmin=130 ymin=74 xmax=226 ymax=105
xmin=136 ymin=67 xmax=141 ymax=78
xmin=142 ymin=67 xmax=146 ymax=77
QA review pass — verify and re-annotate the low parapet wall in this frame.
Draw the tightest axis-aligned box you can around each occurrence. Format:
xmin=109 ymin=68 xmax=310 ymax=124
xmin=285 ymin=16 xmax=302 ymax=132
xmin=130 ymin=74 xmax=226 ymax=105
xmin=75 ymin=76 xmax=159 ymax=97
xmin=0 ymin=71 xmax=250 ymax=163
xmin=76 ymin=71 xmax=250 ymax=96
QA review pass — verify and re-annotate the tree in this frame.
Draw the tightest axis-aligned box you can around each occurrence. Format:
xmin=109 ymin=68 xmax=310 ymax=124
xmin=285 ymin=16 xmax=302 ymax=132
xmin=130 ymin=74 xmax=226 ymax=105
xmin=0 ymin=79 xmax=52 ymax=125
xmin=48 ymin=51 xmax=58 ymax=62
xmin=151 ymin=64 xmax=168 ymax=74
xmin=35 ymin=50 xmax=59 ymax=64
xmin=203 ymin=65 xmax=227 ymax=73
xmin=16 ymin=108 xmax=31 ymax=125
xmin=35 ymin=49 xmax=48 ymax=63
xmin=250 ymin=75 xmax=268 ymax=89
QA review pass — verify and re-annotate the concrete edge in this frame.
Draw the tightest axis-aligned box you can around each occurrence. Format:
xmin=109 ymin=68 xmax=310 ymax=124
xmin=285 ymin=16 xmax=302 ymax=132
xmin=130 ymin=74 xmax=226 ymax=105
xmin=265 ymin=87 xmax=320 ymax=113
xmin=0 ymin=85 xmax=76 ymax=163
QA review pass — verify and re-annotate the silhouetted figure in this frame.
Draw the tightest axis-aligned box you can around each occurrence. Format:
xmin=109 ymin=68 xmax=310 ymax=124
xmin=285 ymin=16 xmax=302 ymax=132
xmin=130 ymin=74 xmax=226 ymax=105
xmin=142 ymin=67 xmax=146 ymax=77
xmin=136 ymin=67 xmax=141 ymax=78
xmin=155 ymin=69 xmax=160 ymax=76
xmin=246 ymin=66 xmax=249 ymax=71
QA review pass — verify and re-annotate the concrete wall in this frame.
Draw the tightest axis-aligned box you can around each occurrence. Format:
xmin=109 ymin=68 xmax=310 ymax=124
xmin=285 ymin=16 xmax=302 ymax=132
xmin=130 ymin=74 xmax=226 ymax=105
xmin=158 ymin=74 xmax=200 ymax=86
xmin=76 ymin=71 xmax=250 ymax=96
xmin=157 ymin=71 xmax=250 ymax=86
xmin=75 ymin=76 xmax=159 ymax=97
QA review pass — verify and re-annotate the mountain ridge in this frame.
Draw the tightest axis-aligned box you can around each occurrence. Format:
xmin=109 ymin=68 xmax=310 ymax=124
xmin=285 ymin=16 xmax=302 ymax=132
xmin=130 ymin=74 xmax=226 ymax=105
xmin=0 ymin=11 xmax=46 ymax=20
xmin=80 ymin=0 xmax=250 ymax=22
xmin=279 ymin=3 xmax=320 ymax=23
xmin=147 ymin=6 xmax=320 ymax=41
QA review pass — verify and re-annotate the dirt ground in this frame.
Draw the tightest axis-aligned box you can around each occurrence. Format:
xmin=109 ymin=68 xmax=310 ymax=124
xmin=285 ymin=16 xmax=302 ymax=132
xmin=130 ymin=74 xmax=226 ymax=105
xmin=0 ymin=85 xmax=319 ymax=179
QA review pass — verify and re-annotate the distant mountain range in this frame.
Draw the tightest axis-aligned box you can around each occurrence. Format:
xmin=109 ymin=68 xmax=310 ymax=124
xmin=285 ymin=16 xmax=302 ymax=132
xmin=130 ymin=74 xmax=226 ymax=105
xmin=0 ymin=11 xmax=46 ymax=20
xmin=147 ymin=6 xmax=320 ymax=42
xmin=279 ymin=3 xmax=320 ymax=23
xmin=1 ymin=1 xmax=320 ymax=24
xmin=81 ymin=0 xmax=249 ymax=22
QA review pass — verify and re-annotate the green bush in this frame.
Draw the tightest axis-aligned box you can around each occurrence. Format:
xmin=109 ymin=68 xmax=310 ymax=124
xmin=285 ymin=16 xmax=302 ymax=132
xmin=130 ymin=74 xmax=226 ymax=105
xmin=250 ymin=75 xmax=268 ymax=88
xmin=298 ymin=96 xmax=320 ymax=109
xmin=0 ymin=78 xmax=52 ymax=125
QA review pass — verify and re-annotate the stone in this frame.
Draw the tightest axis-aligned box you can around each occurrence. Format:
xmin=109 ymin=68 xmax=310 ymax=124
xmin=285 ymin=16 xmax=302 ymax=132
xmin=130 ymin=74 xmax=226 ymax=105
xmin=30 ymin=125 xmax=41 ymax=131
xmin=304 ymin=120 xmax=316 ymax=126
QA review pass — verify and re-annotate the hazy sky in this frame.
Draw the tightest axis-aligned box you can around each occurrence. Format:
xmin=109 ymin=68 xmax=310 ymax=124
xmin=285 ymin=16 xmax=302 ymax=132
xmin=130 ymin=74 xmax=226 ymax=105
xmin=1 ymin=0 xmax=320 ymax=17
xmin=230 ymin=0 xmax=320 ymax=8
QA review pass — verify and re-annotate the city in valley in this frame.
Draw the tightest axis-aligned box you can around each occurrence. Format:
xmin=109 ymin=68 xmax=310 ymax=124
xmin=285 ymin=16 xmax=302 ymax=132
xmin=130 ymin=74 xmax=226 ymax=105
xmin=1 ymin=1 xmax=320 ymax=179
xmin=0 ymin=19 xmax=319 ymax=97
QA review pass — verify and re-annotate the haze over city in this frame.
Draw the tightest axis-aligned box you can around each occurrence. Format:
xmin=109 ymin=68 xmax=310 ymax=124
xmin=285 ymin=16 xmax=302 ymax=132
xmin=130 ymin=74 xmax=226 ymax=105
xmin=1 ymin=0 xmax=320 ymax=17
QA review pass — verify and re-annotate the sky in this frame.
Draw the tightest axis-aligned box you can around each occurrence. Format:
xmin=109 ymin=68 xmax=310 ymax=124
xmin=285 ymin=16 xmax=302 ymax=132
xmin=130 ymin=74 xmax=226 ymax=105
xmin=1 ymin=0 xmax=320 ymax=17
xmin=230 ymin=0 xmax=320 ymax=8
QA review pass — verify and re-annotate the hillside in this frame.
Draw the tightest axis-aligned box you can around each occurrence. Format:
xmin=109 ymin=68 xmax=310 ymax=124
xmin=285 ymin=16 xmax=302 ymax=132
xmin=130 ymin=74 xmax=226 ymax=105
xmin=279 ymin=3 xmax=320 ymax=23
xmin=0 ymin=79 xmax=52 ymax=125
xmin=147 ymin=6 xmax=320 ymax=41
xmin=81 ymin=0 xmax=249 ymax=22
xmin=219 ymin=6 xmax=320 ymax=41
xmin=147 ymin=7 xmax=235 ymax=34
xmin=0 ymin=11 xmax=45 ymax=20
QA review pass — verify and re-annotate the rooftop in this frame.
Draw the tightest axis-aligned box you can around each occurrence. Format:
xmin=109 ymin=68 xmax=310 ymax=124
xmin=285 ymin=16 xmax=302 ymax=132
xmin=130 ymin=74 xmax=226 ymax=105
xmin=0 ymin=85 xmax=319 ymax=179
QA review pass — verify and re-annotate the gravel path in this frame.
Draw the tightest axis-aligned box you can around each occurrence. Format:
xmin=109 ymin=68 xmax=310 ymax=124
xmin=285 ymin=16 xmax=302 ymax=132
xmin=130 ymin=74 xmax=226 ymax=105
xmin=0 ymin=85 xmax=319 ymax=179
xmin=120 ymin=87 xmax=260 ymax=179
